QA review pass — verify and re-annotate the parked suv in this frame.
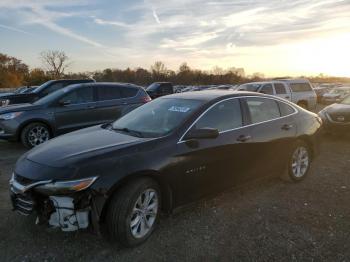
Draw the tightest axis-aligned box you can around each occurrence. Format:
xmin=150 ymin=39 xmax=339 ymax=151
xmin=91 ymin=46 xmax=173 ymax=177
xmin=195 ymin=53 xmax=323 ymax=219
xmin=146 ymin=82 xmax=174 ymax=99
xmin=238 ymin=79 xmax=317 ymax=110
xmin=0 ymin=82 xmax=151 ymax=147
xmin=0 ymin=79 xmax=95 ymax=106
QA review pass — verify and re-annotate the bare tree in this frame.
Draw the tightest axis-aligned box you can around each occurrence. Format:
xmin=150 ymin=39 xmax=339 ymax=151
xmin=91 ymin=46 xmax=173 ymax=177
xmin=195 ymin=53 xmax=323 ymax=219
xmin=40 ymin=50 xmax=70 ymax=78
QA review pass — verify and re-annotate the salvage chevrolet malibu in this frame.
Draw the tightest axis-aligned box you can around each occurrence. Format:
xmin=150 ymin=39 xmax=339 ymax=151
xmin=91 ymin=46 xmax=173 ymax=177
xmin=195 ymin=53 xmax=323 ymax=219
xmin=10 ymin=91 xmax=322 ymax=247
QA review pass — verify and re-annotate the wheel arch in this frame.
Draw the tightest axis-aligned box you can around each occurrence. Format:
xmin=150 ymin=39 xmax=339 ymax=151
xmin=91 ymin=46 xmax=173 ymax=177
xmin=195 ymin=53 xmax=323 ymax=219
xmin=99 ymin=170 xmax=173 ymax=223
xmin=296 ymin=135 xmax=315 ymax=159
xmin=297 ymin=100 xmax=308 ymax=108
xmin=17 ymin=119 xmax=54 ymax=140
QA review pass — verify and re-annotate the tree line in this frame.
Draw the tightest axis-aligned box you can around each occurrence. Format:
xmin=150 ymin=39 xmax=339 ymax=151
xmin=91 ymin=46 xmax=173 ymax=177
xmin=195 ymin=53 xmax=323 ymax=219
xmin=0 ymin=51 xmax=349 ymax=89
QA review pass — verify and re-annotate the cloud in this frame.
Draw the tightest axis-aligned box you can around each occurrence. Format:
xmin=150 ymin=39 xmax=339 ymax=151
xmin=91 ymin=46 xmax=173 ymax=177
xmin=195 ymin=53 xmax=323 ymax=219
xmin=0 ymin=0 xmax=105 ymax=49
xmin=92 ymin=16 xmax=130 ymax=28
xmin=0 ymin=23 xmax=32 ymax=35
xmin=152 ymin=8 xmax=161 ymax=24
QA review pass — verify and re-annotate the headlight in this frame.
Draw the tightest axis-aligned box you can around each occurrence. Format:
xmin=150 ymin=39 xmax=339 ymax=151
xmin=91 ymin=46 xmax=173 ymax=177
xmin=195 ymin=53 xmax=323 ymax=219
xmin=34 ymin=177 xmax=98 ymax=195
xmin=1 ymin=99 xmax=10 ymax=107
xmin=0 ymin=112 xmax=23 ymax=120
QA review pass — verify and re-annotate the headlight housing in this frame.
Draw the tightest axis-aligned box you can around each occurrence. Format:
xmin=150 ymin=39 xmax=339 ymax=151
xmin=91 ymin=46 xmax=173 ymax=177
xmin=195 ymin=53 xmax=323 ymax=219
xmin=0 ymin=112 xmax=23 ymax=120
xmin=34 ymin=177 xmax=98 ymax=195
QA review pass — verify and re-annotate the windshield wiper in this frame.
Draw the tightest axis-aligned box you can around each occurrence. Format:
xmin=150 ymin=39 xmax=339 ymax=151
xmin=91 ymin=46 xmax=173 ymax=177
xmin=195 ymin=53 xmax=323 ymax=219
xmin=113 ymin=127 xmax=144 ymax=138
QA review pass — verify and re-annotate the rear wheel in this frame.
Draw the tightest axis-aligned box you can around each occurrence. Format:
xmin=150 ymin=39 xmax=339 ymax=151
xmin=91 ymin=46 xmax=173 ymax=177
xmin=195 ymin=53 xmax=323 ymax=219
xmin=20 ymin=122 xmax=51 ymax=148
xmin=297 ymin=101 xmax=308 ymax=110
xmin=106 ymin=178 xmax=161 ymax=247
xmin=284 ymin=141 xmax=311 ymax=182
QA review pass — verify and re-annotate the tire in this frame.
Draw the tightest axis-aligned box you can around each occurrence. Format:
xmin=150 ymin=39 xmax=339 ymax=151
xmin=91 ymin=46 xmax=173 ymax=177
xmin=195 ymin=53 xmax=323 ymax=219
xmin=297 ymin=101 xmax=308 ymax=110
xmin=282 ymin=141 xmax=311 ymax=182
xmin=105 ymin=178 xmax=161 ymax=247
xmin=20 ymin=122 xmax=51 ymax=148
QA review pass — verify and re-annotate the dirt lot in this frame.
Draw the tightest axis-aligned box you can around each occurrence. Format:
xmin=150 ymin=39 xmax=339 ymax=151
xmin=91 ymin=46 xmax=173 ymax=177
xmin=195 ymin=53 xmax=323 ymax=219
xmin=0 ymin=127 xmax=350 ymax=261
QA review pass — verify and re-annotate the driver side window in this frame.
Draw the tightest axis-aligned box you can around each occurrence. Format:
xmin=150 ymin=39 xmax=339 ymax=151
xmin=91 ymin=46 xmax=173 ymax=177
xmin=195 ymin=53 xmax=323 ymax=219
xmin=195 ymin=99 xmax=243 ymax=132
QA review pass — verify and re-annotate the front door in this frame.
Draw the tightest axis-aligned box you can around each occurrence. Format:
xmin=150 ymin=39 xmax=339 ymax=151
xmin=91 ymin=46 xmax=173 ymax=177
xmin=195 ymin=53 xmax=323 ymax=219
xmin=54 ymin=85 xmax=98 ymax=134
xmin=174 ymin=98 xmax=253 ymax=205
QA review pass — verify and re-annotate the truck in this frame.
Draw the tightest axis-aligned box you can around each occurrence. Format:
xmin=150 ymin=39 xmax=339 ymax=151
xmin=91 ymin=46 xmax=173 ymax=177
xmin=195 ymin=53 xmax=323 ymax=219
xmin=238 ymin=79 xmax=317 ymax=110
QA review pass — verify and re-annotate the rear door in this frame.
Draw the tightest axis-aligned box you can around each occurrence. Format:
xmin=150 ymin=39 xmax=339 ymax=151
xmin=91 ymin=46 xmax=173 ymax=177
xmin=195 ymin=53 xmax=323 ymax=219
xmin=54 ymin=85 xmax=98 ymax=134
xmin=274 ymin=83 xmax=291 ymax=101
xmin=243 ymin=97 xmax=297 ymax=178
xmin=95 ymin=84 xmax=141 ymax=123
xmin=95 ymin=84 xmax=124 ymax=123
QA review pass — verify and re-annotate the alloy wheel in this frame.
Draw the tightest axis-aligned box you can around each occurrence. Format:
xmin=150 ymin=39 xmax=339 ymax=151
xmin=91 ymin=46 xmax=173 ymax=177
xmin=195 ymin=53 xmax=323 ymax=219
xmin=130 ymin=189 xmax=159 ymax=239
xmin=28 ymin=125 xmax=50 ymax=147
xmin=291 ymin=146 xmax=309 ymax=178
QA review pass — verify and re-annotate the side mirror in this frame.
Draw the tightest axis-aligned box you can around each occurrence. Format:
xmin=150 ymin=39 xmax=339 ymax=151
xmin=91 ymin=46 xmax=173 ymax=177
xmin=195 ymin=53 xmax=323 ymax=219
xmin=59 ymin=100 xmax=71 ymax=106
xmin=185 ymin=127 xmax=219 ymax=140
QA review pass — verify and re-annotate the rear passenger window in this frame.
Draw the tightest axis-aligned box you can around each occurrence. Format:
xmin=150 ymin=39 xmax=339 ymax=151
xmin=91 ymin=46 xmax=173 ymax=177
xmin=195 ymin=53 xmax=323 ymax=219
xmin=246 ymin=98 xmax=280 ymax=124
xmin=97 ymin=86 xmax=122 ymax=101
xmin=121 ymin=87 xmax=138 ymax=98
xmin=260 ymin=84 xmax=273 ymax=95
xmin=195 ymin=99 xmax=242 ymax=132
xmin=274 ymin=83 xmax=287 ymax=94
xmin=60 ymin=87 xmax=93 ymax=105
xmin=278 ymin=102 xmax=295 ymax=116
xmin=289 ymin=83 xmax=312 ymax=92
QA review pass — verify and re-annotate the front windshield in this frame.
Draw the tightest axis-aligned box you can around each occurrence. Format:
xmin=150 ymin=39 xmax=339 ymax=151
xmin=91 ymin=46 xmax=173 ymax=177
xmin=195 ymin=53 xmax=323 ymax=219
xmin=33 ymin=88 xmax=65 ymax=105
xmin=238 ymin=84 xmax=262 ymax=92
xmin=112 ymin=98 xmax=204 ymax=138
xmin=341 ymin=95 xmax=350 ymax=105
xmin=146 ymin=83 xmax=159 ymax=91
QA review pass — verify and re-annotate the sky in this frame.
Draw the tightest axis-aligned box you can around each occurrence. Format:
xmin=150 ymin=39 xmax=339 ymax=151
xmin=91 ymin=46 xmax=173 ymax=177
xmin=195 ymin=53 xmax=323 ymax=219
xmin=0 ymin=0 xmax=349 ymax=77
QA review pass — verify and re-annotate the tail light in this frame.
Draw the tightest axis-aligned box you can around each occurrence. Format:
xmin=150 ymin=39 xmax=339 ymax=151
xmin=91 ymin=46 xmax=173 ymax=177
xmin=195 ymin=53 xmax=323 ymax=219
xmin=141 ymin=95 xmax=152 ymax=103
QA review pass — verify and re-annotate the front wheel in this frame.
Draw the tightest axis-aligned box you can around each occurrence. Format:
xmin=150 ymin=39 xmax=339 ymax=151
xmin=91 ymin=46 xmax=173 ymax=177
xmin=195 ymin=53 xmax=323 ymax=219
xmin=20 ymin=122 xmax=51 ymax=148
xmin=105 ymin=178 xmax=161 ymax=247
xmin=286 ymin=141 xmax=311 ymax=181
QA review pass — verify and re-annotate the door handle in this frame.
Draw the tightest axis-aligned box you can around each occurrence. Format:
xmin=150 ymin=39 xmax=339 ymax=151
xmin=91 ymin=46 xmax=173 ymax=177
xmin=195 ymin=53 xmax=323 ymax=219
xmin=236 ymin=135 xmax=251 ymax=142
xmin=87 ymin=105 xmax=96 ymax=109
xmin=281 ymin=124 xmax=293 ymax=130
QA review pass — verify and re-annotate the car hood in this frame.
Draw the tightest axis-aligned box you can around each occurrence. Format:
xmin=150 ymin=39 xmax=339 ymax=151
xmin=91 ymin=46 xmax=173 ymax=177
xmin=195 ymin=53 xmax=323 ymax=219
xmin=0 ymin=103 xmax=41 ymax=113
xmin=0 ymin=92 xmax=12 ymax=97
xmin=24 ymin=125 xmax=151 ymax=168
xmin=324 ymin=103 xmax=350 ymax=122
xmin=323 ymin=93 xmax=340 ymax=98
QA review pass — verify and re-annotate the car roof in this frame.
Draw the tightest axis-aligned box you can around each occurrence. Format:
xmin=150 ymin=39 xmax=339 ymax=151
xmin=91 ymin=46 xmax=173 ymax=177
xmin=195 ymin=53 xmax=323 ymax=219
xmin=65 ymin=82 xmax=144 ymax=90
xmin=163 ymin=90 xmax=270 ymax=101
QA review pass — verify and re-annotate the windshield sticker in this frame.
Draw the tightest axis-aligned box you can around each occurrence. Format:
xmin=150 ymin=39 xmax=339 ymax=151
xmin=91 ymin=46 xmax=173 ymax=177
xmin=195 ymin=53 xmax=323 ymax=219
xmin=168 ymin=106 xmax=191 ymax=113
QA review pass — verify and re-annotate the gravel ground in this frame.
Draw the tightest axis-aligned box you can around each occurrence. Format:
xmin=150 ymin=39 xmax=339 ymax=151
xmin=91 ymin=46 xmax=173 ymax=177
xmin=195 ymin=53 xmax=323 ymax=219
xmin=0 ymin=108 xmax=350 ymax=261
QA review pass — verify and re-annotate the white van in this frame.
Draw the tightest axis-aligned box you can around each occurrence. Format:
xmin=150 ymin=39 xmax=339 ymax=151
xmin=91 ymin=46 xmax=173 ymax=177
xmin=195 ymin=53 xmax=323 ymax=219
xmin=238 ymin=79 xmax=317 ymax=110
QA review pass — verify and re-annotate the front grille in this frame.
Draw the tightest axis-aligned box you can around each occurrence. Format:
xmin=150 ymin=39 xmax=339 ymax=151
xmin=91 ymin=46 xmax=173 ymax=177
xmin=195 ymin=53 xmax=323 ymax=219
xmin=11 ymin=193 xmax=35 ymax=216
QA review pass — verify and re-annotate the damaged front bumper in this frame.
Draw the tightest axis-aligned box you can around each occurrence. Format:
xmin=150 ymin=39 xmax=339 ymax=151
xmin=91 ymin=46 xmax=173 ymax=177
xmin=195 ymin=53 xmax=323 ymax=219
xmin=10 ymin=173 xmax=100 ymax=232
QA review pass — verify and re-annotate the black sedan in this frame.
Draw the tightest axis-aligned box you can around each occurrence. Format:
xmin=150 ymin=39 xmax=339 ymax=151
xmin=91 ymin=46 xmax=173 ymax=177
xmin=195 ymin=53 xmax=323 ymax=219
xmin=0 ymin=82 xmax=150 ymax=147
xmin=10 ymin=91 xmax=322 ymax=247
xmin=318 ymin=95 xmax=350 ymax=134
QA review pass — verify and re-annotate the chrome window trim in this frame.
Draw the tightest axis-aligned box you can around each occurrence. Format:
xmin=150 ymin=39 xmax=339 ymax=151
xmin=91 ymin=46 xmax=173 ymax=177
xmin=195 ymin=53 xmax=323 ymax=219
xmin=177 ymin=95 xmax=298 ymax=144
